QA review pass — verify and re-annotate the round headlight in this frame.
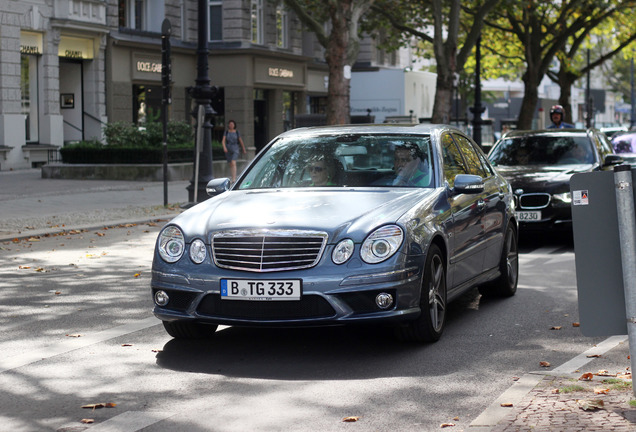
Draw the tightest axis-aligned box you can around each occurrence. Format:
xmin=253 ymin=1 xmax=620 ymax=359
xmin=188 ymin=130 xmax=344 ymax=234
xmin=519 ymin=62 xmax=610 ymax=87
xmin=189 ymin=239 xmax=207 ymax=264
xmin=158 ymin=226 xmax=185 ymax=263
xmin=332 ymin=239 xmax=355 ymax=264
xmin=361 ymin=225 xmax=404 ymax=264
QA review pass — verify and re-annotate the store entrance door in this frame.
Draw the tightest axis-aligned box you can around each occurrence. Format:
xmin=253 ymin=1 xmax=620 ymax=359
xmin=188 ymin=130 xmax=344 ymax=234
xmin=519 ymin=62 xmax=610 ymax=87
xmin=254 ymin=97 xmax=267 ymax=153
xmin=59 ymin=60 xmax=83 ymax=143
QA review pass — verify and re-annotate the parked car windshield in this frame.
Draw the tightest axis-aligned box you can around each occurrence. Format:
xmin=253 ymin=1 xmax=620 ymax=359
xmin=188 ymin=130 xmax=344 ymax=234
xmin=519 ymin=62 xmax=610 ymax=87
xmin=489 ymin=135 xmax=594 ymax=166
xmin=237 ymin=134 xmax=434 ymax=189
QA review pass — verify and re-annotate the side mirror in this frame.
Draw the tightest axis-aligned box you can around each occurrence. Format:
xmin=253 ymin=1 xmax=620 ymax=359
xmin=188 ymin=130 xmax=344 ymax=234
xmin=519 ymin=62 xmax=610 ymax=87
xmin=603 ymin=154 xmax=624 ymax=167
xmin=206 ymin=178 xmax=231 ymax=196
xmin=453 ymin=174 xmax=484 ymax=194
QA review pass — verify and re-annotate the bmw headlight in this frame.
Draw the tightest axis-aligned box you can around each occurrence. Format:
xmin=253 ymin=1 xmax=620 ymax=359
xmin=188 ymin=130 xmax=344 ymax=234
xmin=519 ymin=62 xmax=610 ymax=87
xmin=189 ymin=239 xmax=207 ymax=264
xmin=361 ymin=225 xmax=404 ymax=264
xmin=552 ymin=192 xmax=572 ymax=205
xmin=332 ymin=239 xmax=355 ymax=265
xmin=158 ymin=226 xmax=185 ymax=263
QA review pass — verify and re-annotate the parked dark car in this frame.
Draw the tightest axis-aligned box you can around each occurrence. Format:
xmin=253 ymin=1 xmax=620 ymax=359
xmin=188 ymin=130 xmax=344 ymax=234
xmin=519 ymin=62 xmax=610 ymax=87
xmin=152 ymin=124 xmax=518 ymax=343
xmin=488 ymin=129 xmax=623 ymax=232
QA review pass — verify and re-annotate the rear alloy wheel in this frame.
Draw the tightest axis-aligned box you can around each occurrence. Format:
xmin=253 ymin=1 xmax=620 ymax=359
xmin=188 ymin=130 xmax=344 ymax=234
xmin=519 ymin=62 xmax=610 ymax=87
xmin=396 ymin=244 xmax=446 ymax=343
xmin=162 ymin=320 xmax=218 ymax=339
xmin=479 ymin=225 xmax=518 ymax=297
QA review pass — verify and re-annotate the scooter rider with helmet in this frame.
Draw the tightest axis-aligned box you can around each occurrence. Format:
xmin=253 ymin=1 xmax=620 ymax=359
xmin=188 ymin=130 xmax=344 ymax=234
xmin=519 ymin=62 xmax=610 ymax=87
xmin=548 ymin=105 xmax=574 ymax=129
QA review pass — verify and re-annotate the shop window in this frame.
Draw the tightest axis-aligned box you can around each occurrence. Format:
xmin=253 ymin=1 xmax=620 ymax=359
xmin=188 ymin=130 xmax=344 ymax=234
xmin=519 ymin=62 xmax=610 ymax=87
xmin=21 ymin=54 xmax=39 ymax=143
xmin=133 ymin=84 xmax=163 ymax=125
xmin=276 ymin=4 xmax=288 ymax=48
xmin=251 ymin=0 xmax=263 ymax=44
xmin=118 ymin=0 xmax=164 ymax=32
xmin=208 ymin=0 xmax=223 ymax=41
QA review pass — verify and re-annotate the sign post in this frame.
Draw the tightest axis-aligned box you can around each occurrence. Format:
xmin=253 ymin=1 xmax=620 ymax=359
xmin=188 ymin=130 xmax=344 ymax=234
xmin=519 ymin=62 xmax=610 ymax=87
xmin=161 ymin=19 xmax=172 ymax=207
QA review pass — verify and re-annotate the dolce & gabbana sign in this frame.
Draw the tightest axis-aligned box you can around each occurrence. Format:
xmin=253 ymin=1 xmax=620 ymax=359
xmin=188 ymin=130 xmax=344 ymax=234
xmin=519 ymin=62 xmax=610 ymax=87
xmin=255 ymin=58 xmax=304 ymax=87
xmin=132 ymin=53 xmax=162 ymax=81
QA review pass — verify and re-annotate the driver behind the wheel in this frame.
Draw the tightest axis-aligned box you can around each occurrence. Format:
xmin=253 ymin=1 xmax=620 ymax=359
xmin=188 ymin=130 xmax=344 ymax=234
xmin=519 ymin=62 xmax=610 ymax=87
xmin=393 ymin=143 xmax=430 ymax=187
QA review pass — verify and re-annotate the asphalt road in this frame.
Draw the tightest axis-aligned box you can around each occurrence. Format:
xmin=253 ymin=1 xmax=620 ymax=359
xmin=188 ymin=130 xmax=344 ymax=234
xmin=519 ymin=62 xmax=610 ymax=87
xmin=0 ymin=226 xmax=610 ymax=432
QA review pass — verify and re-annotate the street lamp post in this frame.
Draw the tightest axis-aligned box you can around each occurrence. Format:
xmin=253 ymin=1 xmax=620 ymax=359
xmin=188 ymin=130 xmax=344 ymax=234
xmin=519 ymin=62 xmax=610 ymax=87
xmin=186 ymin=0 xmax=216 ymax=204
xmin=470 ymin=36 xmax=485 ymax=149
xmin=631 ymin=53 xmax=635 ymax=129
xmin=586 ymin=49 xmax=593 ymax=128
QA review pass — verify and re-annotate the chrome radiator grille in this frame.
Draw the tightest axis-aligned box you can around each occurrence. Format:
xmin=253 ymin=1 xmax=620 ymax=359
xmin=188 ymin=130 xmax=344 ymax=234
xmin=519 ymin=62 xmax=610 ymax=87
xmin=212 ymin=230 xmax=328 ymax=272
xmin=518 ymin=193 xmax=551 ymax=209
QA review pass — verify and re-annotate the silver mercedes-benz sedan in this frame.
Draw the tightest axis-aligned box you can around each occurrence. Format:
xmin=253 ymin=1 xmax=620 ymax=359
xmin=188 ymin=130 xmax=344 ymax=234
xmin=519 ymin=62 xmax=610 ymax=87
xmin=151 ymin=124 xmax=518 ymax=343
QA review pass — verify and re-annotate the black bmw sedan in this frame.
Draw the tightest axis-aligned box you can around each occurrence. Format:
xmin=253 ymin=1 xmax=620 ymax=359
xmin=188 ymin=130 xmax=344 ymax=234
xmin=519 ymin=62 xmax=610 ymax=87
xmin=488 ymin=129 xmax=623 ymax=232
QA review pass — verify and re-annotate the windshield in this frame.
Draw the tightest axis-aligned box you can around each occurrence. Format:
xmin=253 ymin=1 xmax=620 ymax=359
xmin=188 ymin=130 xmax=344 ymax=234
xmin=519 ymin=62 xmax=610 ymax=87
xmin=489 ymin=135 xmax=595 ymax=166
xmin=237 ymin=134 xmax=434 ymax=190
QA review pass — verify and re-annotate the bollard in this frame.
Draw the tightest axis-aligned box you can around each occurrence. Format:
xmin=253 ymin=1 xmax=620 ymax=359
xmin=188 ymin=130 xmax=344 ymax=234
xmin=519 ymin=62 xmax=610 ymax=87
xmin=614 ymin=165 xmax=636 ymax=397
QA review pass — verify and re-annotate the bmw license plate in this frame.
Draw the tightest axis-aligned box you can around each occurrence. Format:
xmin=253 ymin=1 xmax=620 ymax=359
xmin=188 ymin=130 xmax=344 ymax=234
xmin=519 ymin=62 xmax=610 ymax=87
xmin=516 ymin=211 xmax=541 ymax=221
xmin=221 ymin=279 xmax=302 ymax=301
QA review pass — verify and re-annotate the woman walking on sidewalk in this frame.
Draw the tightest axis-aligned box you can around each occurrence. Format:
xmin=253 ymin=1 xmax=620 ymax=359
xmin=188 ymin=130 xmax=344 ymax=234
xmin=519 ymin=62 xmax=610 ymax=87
xmin=222 ymin=120 xmax=246 ymax=183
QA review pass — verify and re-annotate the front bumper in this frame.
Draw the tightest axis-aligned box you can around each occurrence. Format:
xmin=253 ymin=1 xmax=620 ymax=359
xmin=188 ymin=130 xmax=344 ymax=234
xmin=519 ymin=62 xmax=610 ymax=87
xmin=151 ymin=264 xmax=423 ymax=327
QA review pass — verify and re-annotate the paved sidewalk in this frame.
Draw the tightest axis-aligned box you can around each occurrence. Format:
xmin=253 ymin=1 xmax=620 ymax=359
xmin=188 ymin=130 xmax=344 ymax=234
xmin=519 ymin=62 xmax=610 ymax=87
xmin=0 ymin=168 xmax=187 ymax=241
xmin=471 ymin=336 xmax=635 ymax=431
xmin=1 ymin=168 xmax=635 ymax=431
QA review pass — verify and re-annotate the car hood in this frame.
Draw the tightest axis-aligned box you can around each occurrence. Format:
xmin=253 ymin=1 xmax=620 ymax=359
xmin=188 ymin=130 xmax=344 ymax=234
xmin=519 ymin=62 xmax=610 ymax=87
xmin=494 ymin=164 xmax=592 ymax=192
xmin=172 ymin=188 xmax=437 ymax=242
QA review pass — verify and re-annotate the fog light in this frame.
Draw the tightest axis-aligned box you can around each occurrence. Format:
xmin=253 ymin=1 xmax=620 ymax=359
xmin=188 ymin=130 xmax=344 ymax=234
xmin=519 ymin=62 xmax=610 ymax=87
xmin=155 ymin=290 xmax=169 ymax=306
xmin=375 ymin=292 xmax=394 ymax=309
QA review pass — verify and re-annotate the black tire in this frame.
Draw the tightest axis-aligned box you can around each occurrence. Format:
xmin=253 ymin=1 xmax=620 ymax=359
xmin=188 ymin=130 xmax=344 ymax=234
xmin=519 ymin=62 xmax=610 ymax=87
xmin=479 ymin=225 xmax=518 ymax=297
xmin=162 ymin=320 xmax=218 ymax=339
xmin=396 ymin=244 xmax=447 ymax=343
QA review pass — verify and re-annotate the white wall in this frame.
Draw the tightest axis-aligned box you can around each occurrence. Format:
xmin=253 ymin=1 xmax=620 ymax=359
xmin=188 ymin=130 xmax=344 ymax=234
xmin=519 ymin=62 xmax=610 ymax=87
xmin=350 ymin=69 xmax=436 ymax=123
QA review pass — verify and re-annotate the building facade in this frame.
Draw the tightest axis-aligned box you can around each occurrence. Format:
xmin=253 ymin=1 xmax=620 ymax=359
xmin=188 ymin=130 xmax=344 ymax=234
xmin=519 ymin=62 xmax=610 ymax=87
xmin=0 ymin=0 xmax=108 ymax=170
xmin=0 ymin=0 xmax=337 ymax=170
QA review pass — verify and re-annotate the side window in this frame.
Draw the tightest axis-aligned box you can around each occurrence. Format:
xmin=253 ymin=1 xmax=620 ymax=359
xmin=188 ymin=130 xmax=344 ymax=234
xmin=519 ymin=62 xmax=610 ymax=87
xmin=452 ymin=133 xmax=488 ymax=177
xmin=595 ymin=133 xmax=614 ymax=160
xmin=441 ymin=133 xmax=467 ymax=187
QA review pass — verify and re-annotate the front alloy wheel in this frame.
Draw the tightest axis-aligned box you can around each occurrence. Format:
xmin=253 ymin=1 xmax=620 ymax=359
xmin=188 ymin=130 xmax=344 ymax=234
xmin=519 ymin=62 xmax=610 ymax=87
xmin=396 ymin=244 xmax=447 ymax=343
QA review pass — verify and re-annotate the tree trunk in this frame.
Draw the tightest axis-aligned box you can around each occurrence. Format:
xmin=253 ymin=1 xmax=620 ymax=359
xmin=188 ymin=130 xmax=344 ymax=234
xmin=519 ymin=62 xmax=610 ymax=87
xmin=557 ymin=69 xmax=577 ymax=124
xmin=325 ymin=25 xmax=350 ymax=125
xmin=431 ymin=72 xmax=454 ymax=124
xmin=517 ymin=72 xmax=539 ymax=129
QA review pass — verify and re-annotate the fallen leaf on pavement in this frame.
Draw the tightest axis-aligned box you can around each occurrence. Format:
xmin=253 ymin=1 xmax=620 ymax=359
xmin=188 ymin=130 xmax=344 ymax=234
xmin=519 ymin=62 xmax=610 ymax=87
xmin=66 ymin=334 xmax=82 ymax=338
xmin=540 ymin=361 xmax=551 ymax=367
xmin=133 ymin=273 xmax=141 ymax=278
xmin=342 ymin=416 xmax=360 ymax=422
xmin=594 ymin=388 xmax=610 ymax=394
xmin=440 ymin=423 xmax=456 ymax=428
xmin=596 ymin=370 xmax=616 ymax=377
xmin=550 ymin=326 xmax=562 ymax=330
xmin=551 ymin=388 xmax=560 ymax=394
xmin=122 ymin=344 xmax=133 ymax=347
xmin=572 ymin=322 xmax=580 ymax=327
xmin=18 ymin=266 xmax=31 ymax=269
xmin=96 ymin=232 xmax=105 ymax=237
xmin=82 ymin=403 xmax=117 ymax=409
xmin=586 ymin=354 xmax=601 ymax=358
xmin=579 ymin=373 xmax=594 ymax=381
xmin=28 ymin=237 xmax=40 ymax=242
xmin=80 ymin=419 xmax=94 ymax=424
xmin=577 ymin=399 xmax=604 ymax=411
xmin=500 ymin=403 xmax=513 ymax=407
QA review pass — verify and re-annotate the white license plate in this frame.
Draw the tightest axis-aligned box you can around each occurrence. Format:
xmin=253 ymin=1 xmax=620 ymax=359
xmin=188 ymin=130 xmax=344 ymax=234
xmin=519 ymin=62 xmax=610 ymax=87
xmin=516 ymin=210 xmax=541 ymax=221
xmin=221 ymin=279 xmax=302 ymax=301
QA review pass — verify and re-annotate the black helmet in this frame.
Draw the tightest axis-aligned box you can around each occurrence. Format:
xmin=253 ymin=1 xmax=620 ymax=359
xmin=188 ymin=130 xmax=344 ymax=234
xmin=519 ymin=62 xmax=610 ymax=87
xmin=550 ymin=105 xmax=564 ymax=115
